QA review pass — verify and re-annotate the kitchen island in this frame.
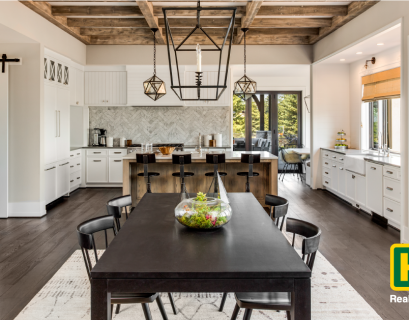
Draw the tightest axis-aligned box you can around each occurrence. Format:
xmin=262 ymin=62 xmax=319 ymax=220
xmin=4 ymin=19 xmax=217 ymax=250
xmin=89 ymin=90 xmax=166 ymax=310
xmin=122 ymin=151 xmax=278 ymax=207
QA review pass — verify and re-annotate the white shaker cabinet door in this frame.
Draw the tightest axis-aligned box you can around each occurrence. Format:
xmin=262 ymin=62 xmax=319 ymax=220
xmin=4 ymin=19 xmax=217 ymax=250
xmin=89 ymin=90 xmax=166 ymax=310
xmin=56 ymin=87 xmax=70 ymax=161
xmin=56 ymin=160 xmax=70 ymax=198
xmin=70 ymin=68 xmax=77 ymax=106
xmin=330 ymin=161 xmax=338 ymax=192
xmin=44 ymin=84 xmax=57 ymax=165
xmin=338 ymin=166 xmax=346 ymax=196
xmin=345 ymin=171 xmax=356 ymax=202
xmin=355 ymin=174 xmax=366 ymax=208
xmin=44 ymin=164 xmax=57 ymax=205
xmin=87 ymin=157 xmax=108 ymax=183
xmin=366 ymin=162 xmax=383 ymax=215
xmin=109 ymin=158 xmax=123 ymax=183
xmin=85 ymin=72 xmax=105 ymax=105
xmin=76 ymin=69 xmax=84 ymax=106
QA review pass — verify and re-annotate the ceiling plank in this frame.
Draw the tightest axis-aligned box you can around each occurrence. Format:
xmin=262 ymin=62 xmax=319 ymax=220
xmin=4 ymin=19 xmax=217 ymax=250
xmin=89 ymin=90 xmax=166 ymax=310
xmin=257 ymin=5 xmax=348 ymax=17
xmin=236 ymin=1 xmax=263 ymax=44
xmin=309 ymin=1 xmax=379 ymax=44
xmin=247 ymin=28 xmax=319 ymax=36
xmin=52 ymin=6 xmax=143 ymax=16
xmin=19 ymin=1 xmax=90 ymax=44
xmin=154 ymin=6 xmax=245 ymax=17
xmin=251 ymin=18 xmax=332 ymax=28
xmin=67 ymin=18 xmax=149 ymax=27
xmin=159 ymin=18 xmax=241 ymax=28
xmin=136 ymin=0 xmax=165 ymax=44
xmin=81 ymin=27 xmax=152 ymax=36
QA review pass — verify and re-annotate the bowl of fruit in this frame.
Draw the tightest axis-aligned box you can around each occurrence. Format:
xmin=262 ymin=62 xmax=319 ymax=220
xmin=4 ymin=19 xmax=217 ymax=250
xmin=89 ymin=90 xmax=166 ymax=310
xmin=334 ymin=143 xmax=348 ymax=150
xmin=175 ymin=192 xmax=232 ymax=231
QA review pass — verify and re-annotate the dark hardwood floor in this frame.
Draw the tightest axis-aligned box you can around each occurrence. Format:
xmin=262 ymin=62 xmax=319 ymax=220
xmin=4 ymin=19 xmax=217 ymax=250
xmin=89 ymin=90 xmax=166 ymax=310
xmin=0 ymin=177 xmax=406 ymax=320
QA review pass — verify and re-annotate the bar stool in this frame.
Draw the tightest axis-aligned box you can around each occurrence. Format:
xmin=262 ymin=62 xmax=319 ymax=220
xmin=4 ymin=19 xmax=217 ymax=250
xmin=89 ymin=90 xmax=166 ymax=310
xmin=237 ymin=153 xmax=261 ymax=192
xmin=136 ymin=153 xmax=159 ymax=193
xmin=205 ymin=153 xmax=226 ymax=194
xmin=172 ymin=153 xmax=194 ymax=194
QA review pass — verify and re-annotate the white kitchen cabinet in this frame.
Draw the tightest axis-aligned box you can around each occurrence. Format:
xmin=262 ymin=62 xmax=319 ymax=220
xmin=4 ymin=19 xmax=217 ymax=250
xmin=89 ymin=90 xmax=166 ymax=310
xmin=330 ymin=161 xmax=339 ymax=192
xmin=44 ymin=164 xmax=57 ymax=205
xmin=366 ymin=162 xmax=383 ymax=215
xmin=87 ymin=157 xmax=108 ymax=183
xmin=355 ymin=173 xmax=366 ymax=207
xmin=345 ymin=171 xmax=356 ymax=202
xmin=70 ymin=67 xmax=84 ymax=106
xmin=56 ymin=87 xmax=70 ymax=161
xmin=383 ymin=177 xmax=401 ymax=203
xmin=384 ymin=197 xmax=401 ymax=227
xmin=85 ymin=71 xmax=127 ymax=106
xmin=56 ymin=160 xmax=70 ymax=198
xmin=109 ymin=158 xmax=123 ymax=183
xmin=44 ymin=84 xmax=57 ymax=165
xmin=338 ymin=165 xmax=346 ymax=196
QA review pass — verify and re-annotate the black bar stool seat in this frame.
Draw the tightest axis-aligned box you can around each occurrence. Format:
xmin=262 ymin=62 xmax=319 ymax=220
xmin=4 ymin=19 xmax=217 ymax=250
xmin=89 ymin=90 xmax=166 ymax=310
xmin=172 ymin=172 xmax=194 ymax=177
xmin=237 ymin=153 xmax=261 ymax=192
xmin=237 ymin=172 xmax=260 ymax=177
xmin=205 ymin=172 xmax=227 ymax=177
xmin=137 ymin=172 xmax=160 ymax=177
xmin=172 ymin=153 xmax=194 ymax=194
xmin=136 ymin=153 xmax=159 ymax=193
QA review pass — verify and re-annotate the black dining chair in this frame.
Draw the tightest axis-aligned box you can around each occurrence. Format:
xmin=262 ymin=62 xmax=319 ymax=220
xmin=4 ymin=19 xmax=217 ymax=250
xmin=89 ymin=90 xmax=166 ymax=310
xmin=172 ymin=153 xmax=194 ymax=194
xmin=205 ymin=153 xmax=226 ymax=194
xmin=266 ymin=194 xmax=289 ymax=231
xmin=237 ymin=153 xmax=261 ymax=192
xmin=77 ymin=215 xmax=171 ymax=320
xmin=218 ymin=194 xmax=290 ymax=312
xmin=228 ymin=218 xmax=321 ymax=320
xmin=106 ymin=195 xmax=134 ymax=231
xmin=136 ymin=153 xmax=159 ymax=193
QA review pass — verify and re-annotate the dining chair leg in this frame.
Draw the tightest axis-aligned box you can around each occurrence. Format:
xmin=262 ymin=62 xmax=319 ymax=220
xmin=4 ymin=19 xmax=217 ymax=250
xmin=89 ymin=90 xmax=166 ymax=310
xmin=219 ymin=292 xmax=228 ymax=311
xmin=230 ymin=303 xmax=240 ymax=320
xmin=243 ymin=308 xmax=253 ymax=320
xmin=286 ymin=310 xmax=292 ymax=320
xmin=156 ymin=296 xmax=169 ymax=320
xmin=141 ymin=303 xmax=153 ymax=320
xmin=115 ymin=304 xmax=121 ymax=314
xmin=168 ymin=293 xmax=178 ymax=315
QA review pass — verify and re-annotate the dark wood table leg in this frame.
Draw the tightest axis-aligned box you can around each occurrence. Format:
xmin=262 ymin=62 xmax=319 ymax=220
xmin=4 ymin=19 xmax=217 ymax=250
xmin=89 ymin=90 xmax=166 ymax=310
xmin=294 ymin=278 xmax=311 ymax=320
xmin=91 ymin=279 xmax=110 ymax=320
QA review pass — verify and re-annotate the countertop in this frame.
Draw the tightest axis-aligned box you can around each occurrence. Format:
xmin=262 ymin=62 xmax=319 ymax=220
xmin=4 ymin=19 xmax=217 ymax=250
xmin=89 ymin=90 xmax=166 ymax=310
xmin=184 ymin=145 xmax=231 ymax=149
xmin=123 ymin=150 xmax=278 ymax=161
xmin=70 ymin=146 xmax=128 ymax=151
xmin=321 ymin=148 xmax=401 ymax=167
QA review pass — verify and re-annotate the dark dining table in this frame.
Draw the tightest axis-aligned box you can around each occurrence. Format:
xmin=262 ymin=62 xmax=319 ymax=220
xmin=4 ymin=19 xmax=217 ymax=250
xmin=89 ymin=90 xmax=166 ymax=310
xmin=91 ymin=193 xmax=311 ymax=320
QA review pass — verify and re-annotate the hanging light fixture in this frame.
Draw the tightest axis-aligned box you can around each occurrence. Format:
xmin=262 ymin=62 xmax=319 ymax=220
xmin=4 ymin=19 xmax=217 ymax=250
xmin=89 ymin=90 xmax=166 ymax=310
xmin=162 ymin=1 xmax=236 ymax=101
xmin=143 ymin=28 xmax=166 ymax=101
xmin=233 ymin=28 xmax=257 ymax=100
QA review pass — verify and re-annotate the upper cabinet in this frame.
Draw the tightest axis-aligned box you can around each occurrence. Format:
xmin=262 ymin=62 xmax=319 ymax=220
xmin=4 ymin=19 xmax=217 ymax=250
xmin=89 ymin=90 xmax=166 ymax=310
xmin=70 ymin=64 xmax=85 ymax=106
xmin=44 ymin=49 xmax=71 ymax=88
xmin=85 ymin=70 xmax=127 ymax=106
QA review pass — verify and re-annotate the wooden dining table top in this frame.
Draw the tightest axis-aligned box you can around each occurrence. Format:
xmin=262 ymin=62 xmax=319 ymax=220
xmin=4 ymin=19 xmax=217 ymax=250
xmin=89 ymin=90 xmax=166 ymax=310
xmin=91 ymin=193 xmax=311 ymax=280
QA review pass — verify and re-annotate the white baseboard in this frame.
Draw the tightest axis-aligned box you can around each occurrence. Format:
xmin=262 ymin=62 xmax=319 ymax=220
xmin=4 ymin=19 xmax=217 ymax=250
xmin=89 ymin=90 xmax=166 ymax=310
xmin=7 ymin=201 xmax=46 ymax=218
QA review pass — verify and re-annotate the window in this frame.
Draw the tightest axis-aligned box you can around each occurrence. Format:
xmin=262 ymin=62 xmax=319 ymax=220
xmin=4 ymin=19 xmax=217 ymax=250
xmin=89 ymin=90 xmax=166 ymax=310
xmin=368 ymin=98 xmax=400 ymax=153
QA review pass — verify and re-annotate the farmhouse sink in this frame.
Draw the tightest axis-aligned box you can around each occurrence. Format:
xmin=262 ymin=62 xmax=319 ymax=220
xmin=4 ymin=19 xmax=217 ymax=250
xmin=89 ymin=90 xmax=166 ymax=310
xmin=344 ymin=155 xmax=366 ymax=175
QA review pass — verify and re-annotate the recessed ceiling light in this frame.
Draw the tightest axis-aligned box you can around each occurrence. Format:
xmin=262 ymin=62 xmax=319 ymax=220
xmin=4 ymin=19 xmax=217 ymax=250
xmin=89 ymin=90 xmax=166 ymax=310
xmin=340 ymin=59 xmax=346 ymax=61
xmin=377 ymin=43 xmax=384 ymax=46
xmin=356 ymin=52 xmax=363 ymax=55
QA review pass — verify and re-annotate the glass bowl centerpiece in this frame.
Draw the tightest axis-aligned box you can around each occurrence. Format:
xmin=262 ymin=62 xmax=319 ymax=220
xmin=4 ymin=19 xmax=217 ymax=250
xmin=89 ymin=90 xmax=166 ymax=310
xmin=175 ymin=192 xmax=232 ymax=230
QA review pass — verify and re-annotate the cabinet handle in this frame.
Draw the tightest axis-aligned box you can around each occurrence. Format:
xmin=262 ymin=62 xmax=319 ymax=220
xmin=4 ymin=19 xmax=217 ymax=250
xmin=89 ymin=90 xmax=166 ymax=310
xmin=77 ymin=153 xmax=80 ymax=155
xmin=93 ymin=160 xmax=101 ymax=162
xmin=45 ymin=166 xmax=56 ymax=171
xmin=114 ymin=160 xmax=121 ymax=162
xmin=325 ymin=154 xmax=328 ymax=156
xmin=325 ymin=172 xmax=329 ymax=174
xmin=70 ymin=180 xmax=74 ymax=182
xmin=94 ymin=152 xmax=101 ymax=154
xmin=386 ymin=171 xmax=393 ymax=174
xmin=60 ymin=162 xmax=69 ymax=166
xmin=340 ymin=168 xmax=344 ymax=170
xmin=387 ymin=208 xmax=393 ymax=212
xmin=77 ymin=177 xmax=80 ymax=179
xmin=332 ymin=165 xmax=336 ymax=167
xmin=114 ymin=152 xmax=121 ymax=154
xmin=352 ymin=175 xmax=355 ymax=179
xmin=76 ymin=101 xmax=79 ymax=105
xmin=386 ymin=187 xmax=393 ymax=191
xmin=70 ymin=165 xmax=74 ymax=168
xmin=370 ymin=167 xmax=376 ymax=170
xmin=332 ymin=156 xmax=336 ymax=159
xmin=77 ymin=163 xmax=80 ymax=165
xmin=325 ymin=162 xmax=329 ymax=165
xmin=340 ymin=158 xmax=344 ymax=161
xmin=70 ymin=155 xmax=74 ymax=157
xmin=325 ymin=181 xmax=329 ymax=184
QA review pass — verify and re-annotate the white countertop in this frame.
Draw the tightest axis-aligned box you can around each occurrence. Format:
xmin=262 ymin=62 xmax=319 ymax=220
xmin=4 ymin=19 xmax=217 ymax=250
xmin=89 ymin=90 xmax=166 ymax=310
xmin=123 ymin=150 xmax=278 ymax=160
xmin=321 ymin=148 xmax=401 ymax=167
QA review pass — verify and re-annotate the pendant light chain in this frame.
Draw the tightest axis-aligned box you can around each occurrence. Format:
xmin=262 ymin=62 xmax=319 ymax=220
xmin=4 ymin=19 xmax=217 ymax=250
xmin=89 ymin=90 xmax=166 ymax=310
xmin=153 ymin=29 xmax=156 ymax=75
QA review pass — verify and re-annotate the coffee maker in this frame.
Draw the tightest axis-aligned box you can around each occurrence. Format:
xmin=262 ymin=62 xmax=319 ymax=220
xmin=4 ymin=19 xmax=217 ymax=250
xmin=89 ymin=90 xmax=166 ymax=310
xmin=99 ymin=129 xmax=107 ymax=146
xmin=91 ymin=128 xmax=101 ymax=146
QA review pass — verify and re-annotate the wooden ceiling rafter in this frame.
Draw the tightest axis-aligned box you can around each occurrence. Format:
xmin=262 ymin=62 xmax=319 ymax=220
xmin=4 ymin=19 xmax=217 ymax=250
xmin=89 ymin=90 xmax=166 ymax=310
xmin=236 ymin=1 xmax=263 ymax=44
xmin=136 ymin=0 xmax=165 ymax=44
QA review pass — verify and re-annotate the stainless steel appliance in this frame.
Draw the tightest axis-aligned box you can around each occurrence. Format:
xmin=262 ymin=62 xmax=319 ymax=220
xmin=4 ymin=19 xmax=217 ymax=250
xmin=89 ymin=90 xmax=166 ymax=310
xmin=127 ymin=143 xmax=184 ymax=154
xmin=99 ymin=129 xmax=107 ymax=146
xmin=91 ymin=128 xmax=100 ymax=146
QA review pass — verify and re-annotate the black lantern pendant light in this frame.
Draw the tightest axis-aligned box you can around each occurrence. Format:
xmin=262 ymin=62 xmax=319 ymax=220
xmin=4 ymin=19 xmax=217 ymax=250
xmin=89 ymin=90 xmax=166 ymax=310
xmin=143 ymin=28 xmax=166 ymax=101
xmin=233 ymin=28 xmax=257 ymax=100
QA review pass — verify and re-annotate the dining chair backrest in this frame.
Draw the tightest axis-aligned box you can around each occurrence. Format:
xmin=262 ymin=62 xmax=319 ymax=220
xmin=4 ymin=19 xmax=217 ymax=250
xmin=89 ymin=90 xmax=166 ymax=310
xmin=265 ymin=194 xmax=289 ymax=231
xmin=281 ymin=148 xmax=302 ymax=164
xmin=106 ymin=204 xmax=123 ymax=231
xmin=77 ymin=215 xmax=117 ymax=280
xmin=286 ymin=218 xmax=321 ymax=271
xmin=107 ymin=194 xmax=132 ymax=223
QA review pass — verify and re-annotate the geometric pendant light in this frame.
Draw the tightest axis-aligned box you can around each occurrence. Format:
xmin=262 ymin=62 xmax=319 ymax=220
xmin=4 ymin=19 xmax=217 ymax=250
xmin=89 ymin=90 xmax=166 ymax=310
xmin=143 ymin=28 xmax=166 ymax=101
xmin=233 ymin=28 xmax=257 ymax=100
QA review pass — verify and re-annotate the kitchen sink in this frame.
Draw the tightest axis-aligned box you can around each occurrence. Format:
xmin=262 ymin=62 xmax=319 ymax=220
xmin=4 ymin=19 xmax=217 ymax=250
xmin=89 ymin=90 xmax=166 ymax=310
xmin=344 ymin=155 xmax=366 ymax=175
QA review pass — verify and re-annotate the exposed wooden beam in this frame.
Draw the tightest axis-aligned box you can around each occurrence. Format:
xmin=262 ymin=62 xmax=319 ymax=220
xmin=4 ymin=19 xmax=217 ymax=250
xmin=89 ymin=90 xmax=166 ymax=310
xmin=236 ymin=1 xmax=263 ymax=44
xmin=136 ymin=0 xmax=165 ymax=44
xmin=159 ymin=18 xmax=241 ymax=28
xmin=52 ymin=6 xmax=143 ymax=16
xmin=245 ymin=35 xmax=310 ymax=45
xmin=247 ymin=28 xmax=319 ymax=36
xmin=257 ymin=5 xmax=348 ymax=17
xmin=251 ymin=18 xmax=332 ymax=28
xmin=309 ymin=1 xmax=379 ymax=44
xmin=154 ymin=6 xmax=245 ymax=17
xmin=67 ymin=18 xmax=149 ymax=27
xmin=19 ymin=1 xmax=90 ymax=44
xmin=81 ymin=27 xmax=235 ymax=37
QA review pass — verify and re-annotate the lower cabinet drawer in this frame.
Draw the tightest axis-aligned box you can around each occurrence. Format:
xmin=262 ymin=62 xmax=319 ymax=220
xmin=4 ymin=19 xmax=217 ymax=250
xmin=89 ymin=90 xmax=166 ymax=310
xmin=384 ymin=197 xmax=400 ymax=226
xmin=322 ymin=177 xmax=331 ymax=188
xmin=69 ymin=159 xmax=81 ymax=174
xmin=322 ymin=168 xmax=331 ymax=178
xmin=384 ymin=177 xmax=401 ymax=202
xmin=383 ymin=166 xmax=400 ymax=181
xmin=70 ymin=172 xmax=81 ymax=188
xmin=322 ymin=158 xmax=331 ymax=169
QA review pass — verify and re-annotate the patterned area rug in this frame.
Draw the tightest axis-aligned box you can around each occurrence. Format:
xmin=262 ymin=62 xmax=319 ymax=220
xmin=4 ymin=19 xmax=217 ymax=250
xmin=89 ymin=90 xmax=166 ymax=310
xmin=14 ymin=250 xmax=382 ymax=320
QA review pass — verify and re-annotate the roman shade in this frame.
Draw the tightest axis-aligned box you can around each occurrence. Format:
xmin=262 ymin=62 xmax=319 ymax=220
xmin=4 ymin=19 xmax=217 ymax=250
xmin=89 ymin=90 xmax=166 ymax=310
xmin=362 ymin=67 xmax=400 ymax=101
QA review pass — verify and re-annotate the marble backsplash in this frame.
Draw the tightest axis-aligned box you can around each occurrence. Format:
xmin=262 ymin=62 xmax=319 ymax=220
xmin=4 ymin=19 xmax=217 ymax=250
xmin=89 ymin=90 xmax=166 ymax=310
xmin=89 ymin=106 xmax=231 ymax=146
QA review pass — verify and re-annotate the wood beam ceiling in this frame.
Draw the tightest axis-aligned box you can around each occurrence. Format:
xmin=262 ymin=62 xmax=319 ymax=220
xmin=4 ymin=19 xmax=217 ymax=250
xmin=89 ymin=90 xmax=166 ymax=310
xmin=20 ymin=1 xmax=379 ymax=46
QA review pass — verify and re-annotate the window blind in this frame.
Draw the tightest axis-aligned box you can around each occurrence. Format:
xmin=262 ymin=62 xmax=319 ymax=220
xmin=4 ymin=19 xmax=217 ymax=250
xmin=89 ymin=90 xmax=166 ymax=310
xmin=362 ymin=67 xmax=400 ymax=101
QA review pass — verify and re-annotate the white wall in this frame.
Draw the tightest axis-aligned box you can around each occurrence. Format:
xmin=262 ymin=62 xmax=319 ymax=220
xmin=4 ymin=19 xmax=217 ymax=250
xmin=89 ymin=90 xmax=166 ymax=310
xmin=311 ymin=64 xmax=350 ymax=189
xmin=349 ymin=45 xmax=401 ymax=149
xmin=0 ymin=1 xmax=86 ymax=65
